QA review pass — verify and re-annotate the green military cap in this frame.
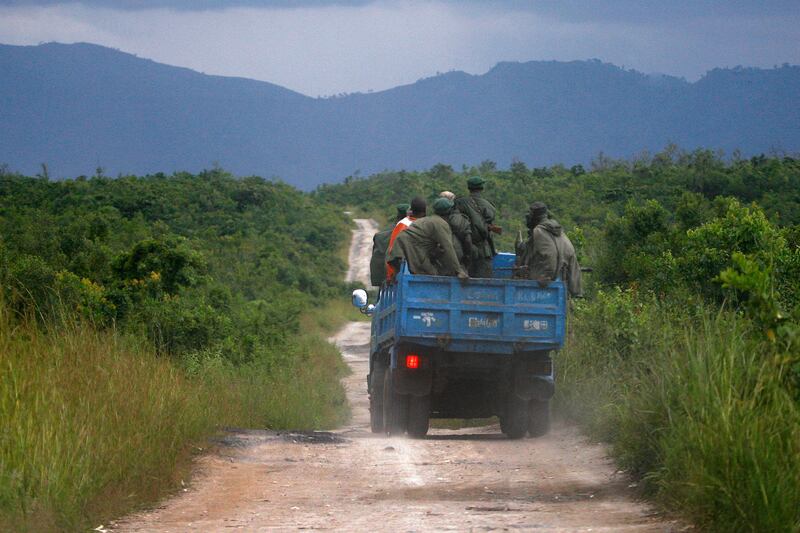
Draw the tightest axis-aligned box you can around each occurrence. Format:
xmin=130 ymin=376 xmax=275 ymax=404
xmin=432 ymin=197 xmax=454 ymax=215
xmin=467 ymin=176 xmax=486 ymax=189
xmin=396 ymin=203 xmax=411 ymax=217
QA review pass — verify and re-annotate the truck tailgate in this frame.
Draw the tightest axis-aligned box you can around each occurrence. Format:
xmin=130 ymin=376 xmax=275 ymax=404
xmin=375 ymin=265 xmax=566 ymax=355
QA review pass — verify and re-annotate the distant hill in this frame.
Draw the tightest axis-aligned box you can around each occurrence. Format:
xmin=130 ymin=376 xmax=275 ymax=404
xmin=1 ymin=42 xmax=799 ymax=188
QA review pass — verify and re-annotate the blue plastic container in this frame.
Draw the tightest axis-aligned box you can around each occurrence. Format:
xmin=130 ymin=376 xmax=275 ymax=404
xmin=491 ymin=252 xmax=518 ymax=279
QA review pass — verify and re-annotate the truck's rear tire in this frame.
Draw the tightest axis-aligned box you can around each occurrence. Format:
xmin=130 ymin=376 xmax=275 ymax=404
xmin=527 ymin=399 xmax=551 ymax=437
xmin=383 ymin=369 xmax=408 ymax=436
xmin=406 ymin=395 xmax=430 ymax=438
xmin=501 ymin=394 xmax=529 ymax=439
xmin=369 ymin=366 xmax=385 ymax=433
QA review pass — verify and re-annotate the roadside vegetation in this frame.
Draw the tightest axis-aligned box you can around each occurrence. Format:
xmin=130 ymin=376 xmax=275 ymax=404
xmin=317 ymin=147 xmax=800 ymax=532
xmin=3 ymin=147 xmax=798 ymax=531
xmin=559 ymin=195 xmax=800 ymax=531
xmin=0 ymin=170 xmax=353 ymax=530
xmin=560 ymin=293 xmax=799 ymax=532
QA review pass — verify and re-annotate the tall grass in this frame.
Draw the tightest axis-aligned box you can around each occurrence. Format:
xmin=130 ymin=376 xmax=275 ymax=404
xmin=0 ymin=299 xmax=351 ymax=531
xmin=557 ymin=290 xmax=800 ymax=532
xmin=182 ymin=332 xmax=350 ymax=431
xmin=0 ymin=307 xmax=210 ymax=530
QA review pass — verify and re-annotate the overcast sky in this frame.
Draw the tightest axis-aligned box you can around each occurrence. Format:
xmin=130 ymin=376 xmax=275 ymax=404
xmin=1 ymin=0 xmax=798 ymax=96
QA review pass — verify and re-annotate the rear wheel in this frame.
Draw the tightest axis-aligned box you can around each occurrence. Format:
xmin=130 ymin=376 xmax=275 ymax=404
xmin=527 ymin=399 xmax=551 ymax=437
xmin=406 ymin=395 xmax=430 ymax=438
xmin=369 ymin=364 xmax=385 ymax=433
xmin=501 ymin=394 xmax=529 ymax=439
xmin=382 ymin=369 xmax=408 ymax=435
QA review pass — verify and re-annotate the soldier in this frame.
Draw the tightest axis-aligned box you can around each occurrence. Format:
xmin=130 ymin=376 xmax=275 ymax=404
xmin=523 ymin=202 xmax=582 ymax=297
xmin=440 ymin=191 xmax=473 ymax=270
xmin=386 ymin=198 xmax=468 ymax=280
xmin=369 ymin=203 xmax=409 ymax=287
xmin=455 ymin=176 xmax=501 ymax=278
xmin=385 ymin=197 xmax=427 ymax=281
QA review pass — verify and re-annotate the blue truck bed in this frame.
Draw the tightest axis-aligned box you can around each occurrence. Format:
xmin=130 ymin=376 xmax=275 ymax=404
xmin=372 ymin=255 xmax=567 ymax=357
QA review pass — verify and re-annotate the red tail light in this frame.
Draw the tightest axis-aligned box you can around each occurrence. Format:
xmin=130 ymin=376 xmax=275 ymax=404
xmin=405 ymin=354 xmax=420 ymax=369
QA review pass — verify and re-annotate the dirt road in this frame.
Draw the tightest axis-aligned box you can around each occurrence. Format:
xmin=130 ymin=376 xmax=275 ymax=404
xmin=345 ymin=218 xmax=379 ymax=287
xmin=116 ymin=219 xmax=677 ymax=532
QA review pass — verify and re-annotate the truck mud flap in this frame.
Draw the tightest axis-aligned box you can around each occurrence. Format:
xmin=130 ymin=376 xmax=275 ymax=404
xmin=393 ymin=367 xmax=433 ymax=397
xmin=513 ymin=374 xmax=554 ymax=401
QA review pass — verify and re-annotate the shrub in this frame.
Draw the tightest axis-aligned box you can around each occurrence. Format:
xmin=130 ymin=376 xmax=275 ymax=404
xmin=557 ymin=291 xmax=800 ymax=532
xmin=52 ymin=271 xmax=116 ymax=325
xmin=681 ymin=200 xmax=787 ymax=302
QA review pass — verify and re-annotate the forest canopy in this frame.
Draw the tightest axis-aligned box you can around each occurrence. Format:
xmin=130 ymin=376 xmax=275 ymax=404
xmin=0 ymin=168 xmax=351 ymax=363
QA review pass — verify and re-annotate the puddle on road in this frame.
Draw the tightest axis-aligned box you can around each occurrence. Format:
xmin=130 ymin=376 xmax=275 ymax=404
xmin=211 ymin=429 xmax=350 ymax=448
xmin=280 ymin=431 xmax=350 ymax=445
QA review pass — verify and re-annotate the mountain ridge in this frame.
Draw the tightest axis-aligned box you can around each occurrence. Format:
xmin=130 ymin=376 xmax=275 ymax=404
xmin=1 ymin=42 xmax=798 ymax=188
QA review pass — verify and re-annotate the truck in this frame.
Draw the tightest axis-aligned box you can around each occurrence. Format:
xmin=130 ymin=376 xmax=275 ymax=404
xmin=351 ymin=253 xmax=567 ymax=439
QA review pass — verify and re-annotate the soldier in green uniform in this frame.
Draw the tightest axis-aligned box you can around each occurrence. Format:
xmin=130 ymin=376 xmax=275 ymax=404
xmin=455 ymin=176 xmax=501 ymax=278
xmin=386 ymin=198 xmax=468 ymax=279
xmin=369 ymin=203 xmax=409 ymax=287
xmin=440 ymin=191 xmax=473 ymax=270
xmin=523 ymin=202 xmax=582 ymax=297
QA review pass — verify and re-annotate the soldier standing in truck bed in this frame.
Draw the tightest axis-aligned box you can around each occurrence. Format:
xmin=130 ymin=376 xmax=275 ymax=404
xmin=455 ymin=176 xmax=501 ymax=278
xmin=440 ymin=191 xmax=473 ymax=270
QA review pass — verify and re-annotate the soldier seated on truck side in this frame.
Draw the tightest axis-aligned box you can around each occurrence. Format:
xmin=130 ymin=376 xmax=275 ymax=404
xmin=386 ymin=198 xmax=468 ymax=281
xmin=385 ymin=197 xmax=427 ymax=282
xmin=369 ymin=203 xmax=410 ymax=287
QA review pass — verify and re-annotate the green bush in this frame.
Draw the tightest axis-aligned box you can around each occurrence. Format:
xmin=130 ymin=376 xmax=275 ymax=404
xmin=558 ymin=291 xmax=800 ymax=532
xmin=112 ymin=236 xmax=207 ymax=294
xmin=681 ymin=199 xmax=788 ymax=302
xmin=0 ymin=172 xmax=351 ymax=363
xmin=2 ymin=253 xmax=56 ymax=313
xmin=52 ymin=270 xmax=116 ymax=325
xmin=0 ymin=171 xmax=354 ymax=530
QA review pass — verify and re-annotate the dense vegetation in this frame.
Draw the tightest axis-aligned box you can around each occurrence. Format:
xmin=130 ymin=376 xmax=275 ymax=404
xmin=3 ymin=147 xmax=798 ymax=531
xmin=0 ymin=169 xmax=356 ymax=530
xmin=317 ymin=147 xmax=800 ymax=532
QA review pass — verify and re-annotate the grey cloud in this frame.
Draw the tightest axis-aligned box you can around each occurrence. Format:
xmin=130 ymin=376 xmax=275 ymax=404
xmin=1 ymin=0 xmax=798 ymax=19
xmin=527 ymin=0 xmax=800 ymax=24
xmin=0 ymin=0 xmax=372 ymax=9
xmin=0 ymin=0 xmax=797 ymax=96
